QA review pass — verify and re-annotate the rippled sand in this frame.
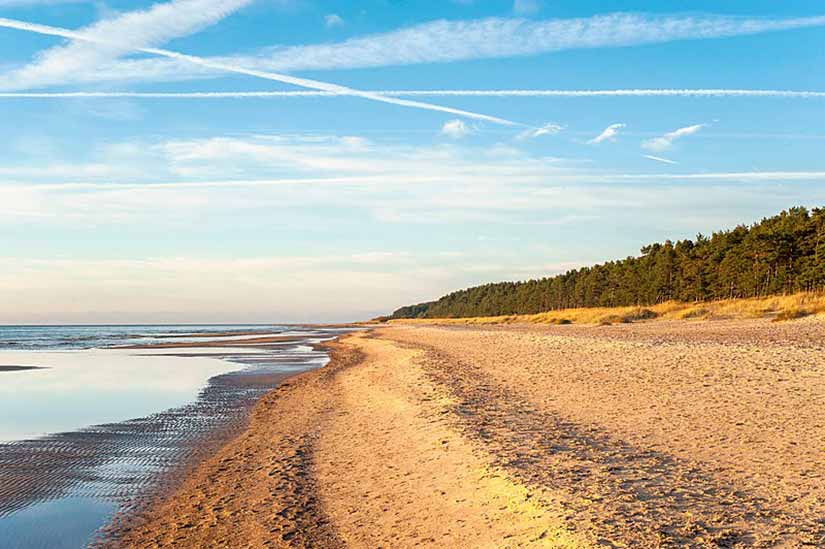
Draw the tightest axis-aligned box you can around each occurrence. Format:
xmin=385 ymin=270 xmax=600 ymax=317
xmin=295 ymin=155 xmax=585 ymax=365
xmin=0 ymin=332 xmax=339 ymax=547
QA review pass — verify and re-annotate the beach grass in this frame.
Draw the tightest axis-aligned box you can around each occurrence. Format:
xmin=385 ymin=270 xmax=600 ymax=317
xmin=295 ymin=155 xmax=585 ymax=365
xmin=390 ymin=291 xmax=825 ymax=326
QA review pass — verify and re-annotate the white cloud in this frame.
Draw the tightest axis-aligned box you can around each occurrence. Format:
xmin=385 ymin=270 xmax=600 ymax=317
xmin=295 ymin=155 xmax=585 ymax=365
xmin=0 ymin=255 xmax=448 ymax=323
xmin=441 ymin=119 xmax=473 ymax=139
xmin=4 ymin=13 xmax=825 ymax=87
xmin=1 ymin=136 xmax=823 ymax=325
xmin=587 ymin=123 xmax=625 ymax=145
xmin=643 ymin=154 xmax=678 ymax=165
xmin=0 ymin=16 xmax=518 ymax=126
xmin=4 ymin=132 xmax=824 ymax=192
xmin=0 ymin=251 xmax=598 ymax=323
xmin=513 ymin=0 xmax=541 ymax=15
xmin=324 ymin=14 xmax=344 ymax=28
xmin=517 ymin=122 xmax=564 ymax=140
xmin=0 ymin=0 xmax=253 ymax=92
xmin=4 ymin=163 xmax=823 ymax=324
xmin=642 ymin=124 xmax=705 ymax=152
xmin=0 ymin=133 xmax=591 ymax=192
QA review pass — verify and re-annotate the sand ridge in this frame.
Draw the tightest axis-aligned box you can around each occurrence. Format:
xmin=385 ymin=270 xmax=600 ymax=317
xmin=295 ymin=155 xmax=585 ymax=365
xmin=313 ymin=334 xmax=578 ymax=547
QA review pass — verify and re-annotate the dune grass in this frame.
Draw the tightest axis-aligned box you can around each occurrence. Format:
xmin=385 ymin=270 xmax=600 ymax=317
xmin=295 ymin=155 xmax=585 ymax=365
xmin=390 ymin=292 xmax=825 ymax=326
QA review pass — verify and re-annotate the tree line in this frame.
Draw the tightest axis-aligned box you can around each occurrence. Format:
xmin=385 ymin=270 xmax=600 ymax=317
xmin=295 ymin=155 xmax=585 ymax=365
xmin=391 ymin=207 xmax=825 ymax=319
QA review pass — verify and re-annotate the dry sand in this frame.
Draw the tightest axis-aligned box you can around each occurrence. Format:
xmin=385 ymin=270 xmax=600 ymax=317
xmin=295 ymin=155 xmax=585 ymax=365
xmin=110 ymin=320 xmax=825 ymax=548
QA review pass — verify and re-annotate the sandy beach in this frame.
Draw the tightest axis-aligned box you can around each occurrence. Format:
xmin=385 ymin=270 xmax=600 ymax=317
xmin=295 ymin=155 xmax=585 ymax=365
xmin=109 ymin=319 xmax=825 ymax=547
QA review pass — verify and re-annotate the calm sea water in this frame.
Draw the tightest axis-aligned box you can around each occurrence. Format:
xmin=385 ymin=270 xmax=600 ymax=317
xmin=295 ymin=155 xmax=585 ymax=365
xmin=0 ymin=324 xmax=290 ymax=350
xmin=0 ymin=324 xmax=347 ymax=548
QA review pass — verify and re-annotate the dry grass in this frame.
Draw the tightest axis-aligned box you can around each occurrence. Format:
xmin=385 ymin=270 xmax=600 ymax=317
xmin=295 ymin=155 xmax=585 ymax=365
xmin=390 ymin=292 xmax=825 ymax=326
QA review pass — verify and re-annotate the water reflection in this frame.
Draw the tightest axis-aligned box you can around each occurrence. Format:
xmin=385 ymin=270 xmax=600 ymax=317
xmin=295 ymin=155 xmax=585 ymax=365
xmin=0 ymin=497 xmax=115 ymax=549
xmin=0 ymin=349 xmax=243 ymax=442
xmin=0 ymin=326 xmax=355 ymax=547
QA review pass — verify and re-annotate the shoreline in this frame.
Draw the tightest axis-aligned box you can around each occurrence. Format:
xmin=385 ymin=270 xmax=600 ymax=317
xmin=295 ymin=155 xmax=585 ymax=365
xmin=108 ymin=319 xmax=825 ymax=547
xmin=104 ymin=336 xmax=365 ymax=547
xmin=96 ymin=369 xmax=297 ymax=546
xmin=0 ymin=327 xmax=348 ymax=547
xmin=99 ymin=337 xmax=347 ymax=544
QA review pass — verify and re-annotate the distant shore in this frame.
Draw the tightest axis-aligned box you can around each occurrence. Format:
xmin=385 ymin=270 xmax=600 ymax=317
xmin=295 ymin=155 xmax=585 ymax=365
xmin=108 ymin=318 xmax=825 ymax=547
xmin=0 ymin=365 xmax=44 ymax=372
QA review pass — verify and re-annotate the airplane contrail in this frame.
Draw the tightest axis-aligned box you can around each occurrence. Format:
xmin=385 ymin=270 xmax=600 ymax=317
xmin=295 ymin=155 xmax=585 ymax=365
xmin=385 ymin=89 xmax=825 ymax=98
xmin=0 ymin=17 xmax=519 ymax=126
xmin=0 ymin=89 xmax=823 ymax=99
xmin=643 ymin=155 xmax=678 ymax=165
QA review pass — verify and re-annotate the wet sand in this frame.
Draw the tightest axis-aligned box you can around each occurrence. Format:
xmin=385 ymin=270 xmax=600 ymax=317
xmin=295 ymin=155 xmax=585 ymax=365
xmin=110 ymin=320 xmax=825 ymax=547
xmin=116 ymin=335 xmax=307 ymax=349
xmin=0 ymin=330 xmax=344 ymax=547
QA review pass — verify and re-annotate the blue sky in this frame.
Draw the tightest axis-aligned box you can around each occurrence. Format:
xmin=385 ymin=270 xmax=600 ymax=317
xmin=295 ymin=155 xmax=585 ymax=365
xmin=0 ymin=0 xmax=824 ymax=323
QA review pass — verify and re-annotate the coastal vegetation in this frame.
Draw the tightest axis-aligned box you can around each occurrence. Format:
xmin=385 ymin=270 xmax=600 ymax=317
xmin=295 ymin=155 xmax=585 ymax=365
xmin=391 ymin=207 xmax=825 ymax=320
xmin=390 ymin=292 xmax=825 ymax=326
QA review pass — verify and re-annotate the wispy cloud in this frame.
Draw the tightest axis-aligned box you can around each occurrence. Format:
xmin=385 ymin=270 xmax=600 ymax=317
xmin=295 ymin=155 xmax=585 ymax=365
xmin=642 ymin=124 xmax=705 ymax=152
xmin=643 ymin=154 xmax=678 ymax=165
xmin=441 ymin=119 xmax=473 ymax=139
xmin=0 ymin=251 xmax=595 ymax=323
xmin=4 ymin=13 xmax=825 ymax=87
xmin=324 ymin=14 xmax=344 ymax=28
xmin=4 ymin=132 xmax=824 ymax=189
xmin=0 ymin=133 xmax=590 ymax=188
xmin=0 ymin=0 xmax=253 ymax=92
xmin=517 ymin=122 xmax=563 ymax=140
xmin=0 ymin=16 xmax=518 ymax=126
xmin=587 ymin=123 xmax=625 ymax=145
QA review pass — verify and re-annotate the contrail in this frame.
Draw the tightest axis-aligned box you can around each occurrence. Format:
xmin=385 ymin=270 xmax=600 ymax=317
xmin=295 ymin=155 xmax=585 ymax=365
xmin=1 ymin=89 xmax=824 ymax=99
xmin=643 ymin=155 xmax=678 ymax=165
xmin=384 ymin=89 xmax=825 ymax=98
xmin=0 ymin=17 xmax=518 ymax=126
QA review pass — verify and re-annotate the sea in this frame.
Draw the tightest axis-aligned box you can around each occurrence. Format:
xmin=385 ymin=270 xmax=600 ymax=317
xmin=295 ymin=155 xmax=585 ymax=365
xmin=0 ymin=324 xmax=350 ymax=548
xmin=0 ymin=324 xmax=299 ymax=350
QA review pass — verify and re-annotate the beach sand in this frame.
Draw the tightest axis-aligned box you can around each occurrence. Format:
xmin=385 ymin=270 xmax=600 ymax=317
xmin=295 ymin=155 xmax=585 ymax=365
xmin=109 ymin=319 xmax=825 ymax=547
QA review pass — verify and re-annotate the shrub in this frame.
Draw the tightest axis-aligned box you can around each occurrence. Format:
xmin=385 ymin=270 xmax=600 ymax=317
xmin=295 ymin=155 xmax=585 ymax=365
xmin=628 ymin=308 xmax=659 ymax=321
xmin=600 ymin=314 xmax=630 ymax=324
xmin=772 ymin=308 xmax=810 ymax=322
xmin=678 ymin=307 xmax=710 ymax=320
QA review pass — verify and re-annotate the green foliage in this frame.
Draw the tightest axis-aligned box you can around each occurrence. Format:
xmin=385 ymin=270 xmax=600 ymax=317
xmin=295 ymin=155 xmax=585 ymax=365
xmin=391 ymin=302 xmax=434 ymax=319
xmin=391 ymin=207 xmax=825 ymax=319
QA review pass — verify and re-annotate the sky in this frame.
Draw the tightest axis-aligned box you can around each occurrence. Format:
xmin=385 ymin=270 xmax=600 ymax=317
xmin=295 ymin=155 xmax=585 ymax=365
xmin=0 ymin=0 xmax=824 ymax=323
